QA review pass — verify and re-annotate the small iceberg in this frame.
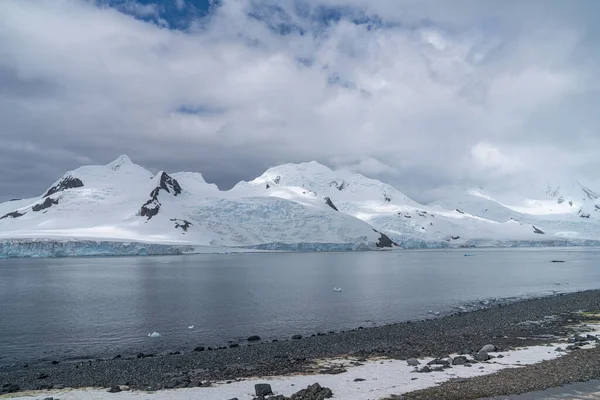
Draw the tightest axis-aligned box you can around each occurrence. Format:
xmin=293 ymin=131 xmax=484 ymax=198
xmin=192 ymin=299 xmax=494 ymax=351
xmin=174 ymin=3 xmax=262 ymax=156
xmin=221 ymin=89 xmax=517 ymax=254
xmin=188 ymin=325 xmax=194 ymax=329
xmin=148 ymin=331 xmax=162 ymax=338
xmin=333 ymin=287 xmax=343 ymax=292
xmin=427 ymin=310 xmax=440 ymax=316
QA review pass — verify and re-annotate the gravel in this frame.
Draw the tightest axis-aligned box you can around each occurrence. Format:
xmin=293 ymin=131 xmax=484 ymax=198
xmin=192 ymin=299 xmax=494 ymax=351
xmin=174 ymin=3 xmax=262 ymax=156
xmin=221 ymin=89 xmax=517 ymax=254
xmin=398 ymin=345 xmax=600 ymax=400
xmin=2 ymin=289 xmax=600 ymax=394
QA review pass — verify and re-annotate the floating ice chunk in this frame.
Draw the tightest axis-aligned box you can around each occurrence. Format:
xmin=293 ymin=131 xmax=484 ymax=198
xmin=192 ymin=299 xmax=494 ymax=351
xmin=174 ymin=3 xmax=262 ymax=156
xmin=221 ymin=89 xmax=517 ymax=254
xmin=148 ymin=331 xmax=161 ymax=338
xmin=427 ymin=310 xmax=441 ymax=316
xmin=333 ymin=287 xmax=343 ymax=292
xmin=188 ymin=325 xmax=194 ymax=329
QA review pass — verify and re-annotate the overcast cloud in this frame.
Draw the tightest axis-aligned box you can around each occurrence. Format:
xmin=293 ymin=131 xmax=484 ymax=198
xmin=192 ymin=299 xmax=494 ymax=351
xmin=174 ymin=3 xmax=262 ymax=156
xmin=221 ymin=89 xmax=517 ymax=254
xmin=1 ymin=0 xmax=599 ymax=202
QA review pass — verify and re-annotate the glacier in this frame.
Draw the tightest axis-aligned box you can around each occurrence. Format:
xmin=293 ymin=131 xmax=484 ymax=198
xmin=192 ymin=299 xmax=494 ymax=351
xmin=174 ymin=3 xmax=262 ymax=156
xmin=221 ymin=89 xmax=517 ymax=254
xmin=0 ymin=239 xmax=197 ymax=259
xmin=2 ymin=155 xmax=600 ymax=258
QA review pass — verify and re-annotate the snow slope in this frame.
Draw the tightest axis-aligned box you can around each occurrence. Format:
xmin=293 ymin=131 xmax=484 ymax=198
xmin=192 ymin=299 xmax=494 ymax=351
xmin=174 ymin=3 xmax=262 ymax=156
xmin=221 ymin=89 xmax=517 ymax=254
xmin=234 ymin=162 xmax=600 ymax=248
xmin=1 ymin=156 xmax=600 ymax=257
xmin=0 ymin=156 xmax=393 ymax=257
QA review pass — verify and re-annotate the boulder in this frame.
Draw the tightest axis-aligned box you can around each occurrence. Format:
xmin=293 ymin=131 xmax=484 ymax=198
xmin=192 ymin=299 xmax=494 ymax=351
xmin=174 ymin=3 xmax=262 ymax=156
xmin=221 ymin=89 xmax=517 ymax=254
xmin=480 ymin=344 xmax=496 ymax=352
xmin=255 ymin=383 xmax=273 ymax=397
xmin=406 ymin=358 xmax=420 ymax=366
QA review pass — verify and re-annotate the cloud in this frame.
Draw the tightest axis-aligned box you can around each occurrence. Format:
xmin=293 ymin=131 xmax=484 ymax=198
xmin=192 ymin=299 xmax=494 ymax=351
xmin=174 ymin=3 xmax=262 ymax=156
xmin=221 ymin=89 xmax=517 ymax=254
xmin=0 ymin=0 xmax=598 ymax=202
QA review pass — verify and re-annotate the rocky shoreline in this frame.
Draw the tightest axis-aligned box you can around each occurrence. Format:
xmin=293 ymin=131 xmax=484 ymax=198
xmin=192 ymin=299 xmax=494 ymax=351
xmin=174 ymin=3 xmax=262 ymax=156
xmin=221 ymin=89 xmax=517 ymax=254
xmin=3 ymin=289 xmax=600 ymax=397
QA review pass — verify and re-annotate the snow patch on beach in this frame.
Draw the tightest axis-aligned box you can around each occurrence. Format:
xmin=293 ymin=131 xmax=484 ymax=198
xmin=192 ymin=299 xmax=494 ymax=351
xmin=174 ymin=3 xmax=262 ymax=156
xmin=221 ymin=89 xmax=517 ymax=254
xmin=10 ymin=325 xmax=600 ymax=400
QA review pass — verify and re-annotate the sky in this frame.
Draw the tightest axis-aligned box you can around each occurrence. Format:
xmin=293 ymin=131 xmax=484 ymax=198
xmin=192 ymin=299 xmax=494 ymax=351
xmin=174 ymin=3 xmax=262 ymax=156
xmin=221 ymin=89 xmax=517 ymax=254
xmin=1 ymin=0 xmax=600 ymax=203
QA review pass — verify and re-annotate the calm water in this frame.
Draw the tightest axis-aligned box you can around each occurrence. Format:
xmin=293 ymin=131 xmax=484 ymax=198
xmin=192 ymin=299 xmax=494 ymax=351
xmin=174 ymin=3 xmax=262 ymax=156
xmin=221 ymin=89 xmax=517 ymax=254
xmin=1 ymin=248 xmax=600 ymax=365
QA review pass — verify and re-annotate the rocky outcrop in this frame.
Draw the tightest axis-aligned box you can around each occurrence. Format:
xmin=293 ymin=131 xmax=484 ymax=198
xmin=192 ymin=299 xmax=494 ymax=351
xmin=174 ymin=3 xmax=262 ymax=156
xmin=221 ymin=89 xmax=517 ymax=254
xmin=0 ymin=211 xmax=25 ymax=220
xmin=44 ymin=176 xmax=83 ymax=198
xmin=323 ymin=197 xmax=338 ymax=211
xmin=171 ymin=218 xmax=192 ymax=232
xmin=140 ymin=172 xmax=182 ymax=220
xmin=329 ymin=180 xmax=348 ymax=191
xmin=32 ymin=197 xmax=58 ymax=212
xmin=374 ymin=230 xmax=397 ymax=248
xmin=533 ymin=225 xmax=545 ymax=234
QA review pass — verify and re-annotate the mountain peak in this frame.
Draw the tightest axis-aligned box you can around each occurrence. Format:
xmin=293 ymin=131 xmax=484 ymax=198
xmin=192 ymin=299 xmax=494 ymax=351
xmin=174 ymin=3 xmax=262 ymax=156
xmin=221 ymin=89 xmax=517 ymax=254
xmin=106 ymin=155 xmax=133 ymax=171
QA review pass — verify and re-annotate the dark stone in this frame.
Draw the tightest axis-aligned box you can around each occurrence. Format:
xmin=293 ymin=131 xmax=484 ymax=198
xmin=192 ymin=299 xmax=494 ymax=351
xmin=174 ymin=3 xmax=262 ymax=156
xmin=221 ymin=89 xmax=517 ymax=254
xmin=193 ymin=346 xmax=205 ymax=352
xmin=229 ymin=343 xmax=239 ymax=348
xmin=51 ymin=360 xmax=60 ymax=365
xmin=374 ymin=230 xmax=397 ymax=248
xmin=32 ymin=197 xmax=59 ymax=212
xmin=474 ymin=351 xmax=490 ymax=361
xmin=44 ymin=175 xmax=84 ymax=197
xmin=140 ymin=172 xmax=182 ymax=220
xmin=533 ymin=225 xmax=545 ymax=234
xmin=451 ymin=236 xmax=461 ymax=240
xmin=329 ymin=180 xmax=348 ymax=191
xmin=113 ymin=355 xmax=121 ymax=359
xmin=320 ymin=368 xmax=346 ymax=374
xmin=353 ymin=378 xmax=366 ymax=382
xmin=254 ymin=383 xmax=273 ymax=396
xmin=551 ymin=260 xmax=566 ymax=263
xmin=158 ymin=172 xmax=182 ymax=195
xmin=456 ymin=209 xmax=464 ymax=214
xmin=37 ymin=373 xmax=49 ymax=379
xmin=323 ymin=197 xmax=338 ymax=211
xmin=107 ymin=385 xmax=121 ymax=393
xmin=247 ymin=335 xmax=261 ymax=342
xmin=417 ymin=366 xmax=431 ymax=373
xmin=290 ymin=383 xmax=333 ymax=399
xmin=0 ymin=210 xmax=25 ymax=219
xmin=292 ymin=334 xmax=302 ymax=340
xmin=406 ymin=358 xmax=420 ymax=366
xmin=170 ymin=218 xmax=192 ymax=232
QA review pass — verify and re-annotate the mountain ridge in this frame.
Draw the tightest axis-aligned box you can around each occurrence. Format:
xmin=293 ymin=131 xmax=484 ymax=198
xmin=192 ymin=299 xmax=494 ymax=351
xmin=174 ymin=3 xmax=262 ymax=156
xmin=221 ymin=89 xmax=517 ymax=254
xmin=1 ymin=155 xmax=600 ymax=257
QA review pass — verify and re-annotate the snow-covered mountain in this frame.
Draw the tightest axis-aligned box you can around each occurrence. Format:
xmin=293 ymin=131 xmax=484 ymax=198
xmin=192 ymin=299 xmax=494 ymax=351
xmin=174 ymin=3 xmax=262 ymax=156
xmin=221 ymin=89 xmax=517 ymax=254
xmin=0 ymin=156 xmax=395 ymax=257
xmin=1 ymin=156 xmax=600 ymax=258
xmin=233 ymin=162 xmax=600 ymax=248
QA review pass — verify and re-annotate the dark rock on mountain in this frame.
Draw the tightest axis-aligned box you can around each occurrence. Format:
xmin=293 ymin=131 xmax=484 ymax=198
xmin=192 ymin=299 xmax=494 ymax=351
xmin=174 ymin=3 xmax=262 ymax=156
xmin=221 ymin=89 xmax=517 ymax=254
xmin=266 ymin=183 xmax=270 ymax=189
xmin=170 ymin=219 xmax=192 ymax=232
xmin=374 ymin=230 xmax=397 ymax=248
xmin=273 ymin=175 xmax=281 ymax=184
xmin=451 ymin=236 xmax=460 ymax=240
xmin=140 ymin=172 xmax=183 ymax=220
xmin=456 ymin=209 xmax=464 ymax=214
xmin=44 ymin=175 xmax=83 ymax=198
xmin=0 ymin=210 xmax=25 ymax=220
xmin=384 ymin=194 xmax=391 ymax=202
xmin=533 ymin=225 xmax=545 ymax=234
xmin=157 ymin=172 xmax=182 ymax=196
xmin=247 ymin=335 xmax=261 ymax=342
xmin=323 ymin=197 xmax=338 ymax=211
xmin=32 ymin=197 xmax=59 ymax=212
xmin=140 ymin=196 xmax=161 ymax=220
xmin=329 ymin=180 xmax=348 ymax=191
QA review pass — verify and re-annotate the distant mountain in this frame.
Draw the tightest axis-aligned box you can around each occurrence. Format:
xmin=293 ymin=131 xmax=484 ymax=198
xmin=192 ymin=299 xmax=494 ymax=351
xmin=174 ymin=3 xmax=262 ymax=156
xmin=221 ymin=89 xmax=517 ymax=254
xmin=0 ymin=156 xmax=395 ymax=257
xmin=1 ymin=156 xmax=600 ymax=257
